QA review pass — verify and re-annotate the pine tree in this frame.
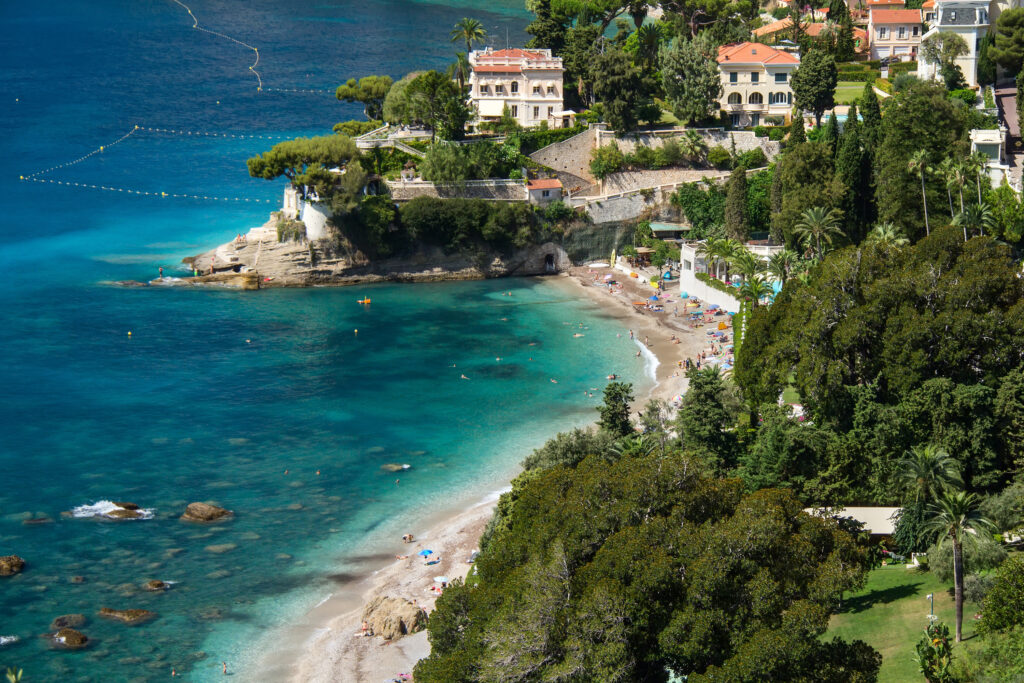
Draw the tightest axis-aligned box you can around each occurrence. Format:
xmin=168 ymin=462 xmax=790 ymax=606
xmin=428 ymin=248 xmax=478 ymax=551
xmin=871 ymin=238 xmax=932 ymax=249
xmin=823 ymin=112 xmax=841 ymax=156
xmin=860 ymin=82 xmax=881 ymax=147
xmin=789 ymin=114 xmax=806 ymax=144
xmin=725 ymin=166 xmax=749 ymax=241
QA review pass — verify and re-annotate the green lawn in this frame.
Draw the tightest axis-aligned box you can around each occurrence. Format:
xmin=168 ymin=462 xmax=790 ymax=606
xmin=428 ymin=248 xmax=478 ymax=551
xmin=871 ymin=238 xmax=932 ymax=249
xmin=835 ymin=81 xmax=868 ymax=105
xmin=828 ymin=565 xmax=981 ymax=681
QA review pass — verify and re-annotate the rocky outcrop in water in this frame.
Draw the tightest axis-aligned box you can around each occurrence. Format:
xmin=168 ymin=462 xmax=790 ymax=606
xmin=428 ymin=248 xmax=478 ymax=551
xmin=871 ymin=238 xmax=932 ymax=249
xmin=50 ymin=615 xmax=86 ymax=631
xmin=52 ymin=628 xmax=88 ymax=649
xmin=99 ymin=607 xmax=156 ymax=624
xmin=0 ymin=555 xmax=25 ymax=576
xmin=180 ymin=502 xmax=233 ymax=523
xmin=361 ymin=596 xmax=427 ymax=640
xmin=144 ymin=580 xmax=168 ymax=591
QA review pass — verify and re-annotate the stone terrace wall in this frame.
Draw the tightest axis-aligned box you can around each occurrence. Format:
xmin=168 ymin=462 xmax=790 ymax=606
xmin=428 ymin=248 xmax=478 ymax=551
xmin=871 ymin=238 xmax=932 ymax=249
xmin=386 ymin=180 xmax=527 ymax=202
xmin=597 ymin=168 xmax=728 ymax=196
xmin=596 ymin=128 xmax=781 ymax=159
xmin=529 ymin=127 xmax=599 ymax=188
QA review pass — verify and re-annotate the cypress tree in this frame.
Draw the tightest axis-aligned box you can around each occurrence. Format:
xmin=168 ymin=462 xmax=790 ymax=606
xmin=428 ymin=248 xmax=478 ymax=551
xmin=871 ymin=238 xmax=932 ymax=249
xmin=770 ymin=163 xmax=784 ymax=244
xmin=860 ymin=82 xmax=881 ymax=146
xmin=789 ymin=114 xmax=806 ymax=144
xmin=845 ymin=102 xmax=859 ymax=137
xmin=823 ymin=112 xmax=841 ymax=156
xmin=836 ymin=124 xmax=869 ymax=242
xmin=725 ymin=166 xmax=749 ymax=241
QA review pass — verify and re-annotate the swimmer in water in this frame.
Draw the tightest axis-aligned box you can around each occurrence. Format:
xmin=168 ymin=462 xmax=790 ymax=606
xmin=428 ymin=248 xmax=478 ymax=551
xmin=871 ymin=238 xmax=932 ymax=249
xmin=550 ymin=378 xmax=558 ymax=383
xmin=461 ymin=374 xmax=470 ymax=380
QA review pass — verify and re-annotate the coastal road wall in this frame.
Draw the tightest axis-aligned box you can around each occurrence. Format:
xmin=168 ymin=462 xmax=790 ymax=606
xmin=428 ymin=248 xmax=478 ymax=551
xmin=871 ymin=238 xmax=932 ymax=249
xmin=678 ymin=271 xmax=743 ymax=312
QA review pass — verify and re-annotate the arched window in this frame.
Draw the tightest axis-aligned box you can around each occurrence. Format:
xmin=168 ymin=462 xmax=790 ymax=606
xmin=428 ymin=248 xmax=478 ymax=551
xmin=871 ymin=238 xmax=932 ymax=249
xmin=510 ymin=81 xmax=519 ymax=94
xmin=748 ymin=92 xmax=763 ymax=105
xmin=728 ymin=93 xmax=742 ymax=104
xmin=770 ymin=92 xmax=788 ymax=105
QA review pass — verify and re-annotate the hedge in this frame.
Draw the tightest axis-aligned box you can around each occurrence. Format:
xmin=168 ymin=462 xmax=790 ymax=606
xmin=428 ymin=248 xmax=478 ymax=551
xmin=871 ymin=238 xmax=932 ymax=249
xmin=838 ymin=68 xmax=882 ymax=82
xmin=889 ymin=61 xmax=918 ymax=75
xmin=695 ymin=271 xmax=742 ymax=298
xmin=875 ymin=77 xmax=893 ymax=95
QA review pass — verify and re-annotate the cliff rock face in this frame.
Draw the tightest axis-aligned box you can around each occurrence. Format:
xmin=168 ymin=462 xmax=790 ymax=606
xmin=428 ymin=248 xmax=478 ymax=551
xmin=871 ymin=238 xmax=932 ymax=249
xmin=0 ymin=555 xmax=25 ymax=576
xmin=181 ymin=215 xmax=636 ymax=289
xmin=360 ymin=596 xmax=427 ymax=640
xmin=180 ymin=502 xmax=233 ymax=523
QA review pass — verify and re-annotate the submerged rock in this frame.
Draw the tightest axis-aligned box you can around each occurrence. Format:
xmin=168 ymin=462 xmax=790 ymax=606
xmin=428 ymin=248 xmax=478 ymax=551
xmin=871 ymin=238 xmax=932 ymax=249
xmin=50 ymin=614 xmax=86 ymax=631
xmin=204 ymin=543 xmax=236 ymax=554
xmin=98 ymin=607 xmax=156 ymax=625
xmin=0 ymin=555 xmax=25 ymax=576
xmin=52 ymin=628 xmax=88 ymax=649
xmin=180 ymin=502 xmax=232 ymax=523
xmin=381 ymin=463 xmax=411 ymax=472
xmin=361 ymin=596 xmax=427 ymax=641
xmin=144 ymin=580 xmax=167 ymax=592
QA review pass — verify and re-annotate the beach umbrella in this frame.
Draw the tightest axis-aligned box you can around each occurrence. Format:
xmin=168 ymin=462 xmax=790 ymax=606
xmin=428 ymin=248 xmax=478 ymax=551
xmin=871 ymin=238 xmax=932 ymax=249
xmin=417 ymin=549 xmax=434 ymax=557
xmin=707 ymin=304 xmax=720 ymax=310
xmin=648 ymin=295 xmax=659 ymax=301
xmin=434 ymin=576 xmax=450 ymax=584
xmin=604 ymin=274 xmax=613 ymax=280
xmin=681 ymin=291 xmax=688 ymax=298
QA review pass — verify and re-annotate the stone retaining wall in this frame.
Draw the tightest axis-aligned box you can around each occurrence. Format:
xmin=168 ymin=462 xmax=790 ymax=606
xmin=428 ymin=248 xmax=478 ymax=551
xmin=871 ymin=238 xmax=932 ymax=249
xmin=386 ymin=180 xmax=527 ymax=202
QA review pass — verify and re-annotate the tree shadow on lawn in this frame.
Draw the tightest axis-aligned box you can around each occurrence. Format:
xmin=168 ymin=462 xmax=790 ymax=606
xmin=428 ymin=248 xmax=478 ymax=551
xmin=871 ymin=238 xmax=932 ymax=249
xmin=838 ymin=581 xmax=925 ymax=614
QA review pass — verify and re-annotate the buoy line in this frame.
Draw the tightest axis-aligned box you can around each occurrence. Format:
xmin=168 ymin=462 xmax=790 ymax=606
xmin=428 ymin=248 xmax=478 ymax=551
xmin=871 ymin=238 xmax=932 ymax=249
xmin=170 ymin=0 xmax=263 ymax=91
xmin=138 ymin=126 xmax=289 ymax=140
xmin=18 ymin=124 xmax=275 ymax=204
xmin=261 ymin=87 xmax=336 ymax=96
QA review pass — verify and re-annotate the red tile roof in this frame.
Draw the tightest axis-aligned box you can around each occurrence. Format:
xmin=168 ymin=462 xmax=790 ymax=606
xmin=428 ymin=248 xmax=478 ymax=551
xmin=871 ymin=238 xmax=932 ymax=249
xmin=717 ymin=42 xmax=800 ymax=65
xmin=921 ymin=0 xmax=935 ymax=7
xmin=866 ymin=0 xmax=905 ymax=6
xmin=752 ymin=18 xmax=792 ymax=37
xmin=478 ymin=48 xmax=546 ymax=61
xmin=871 ymin=8 xmax=922 ymax=23
xmin=528 ymin=179 xmax=563 ymax=190
xmin=473 ymin=65 xmax=523 ymax=73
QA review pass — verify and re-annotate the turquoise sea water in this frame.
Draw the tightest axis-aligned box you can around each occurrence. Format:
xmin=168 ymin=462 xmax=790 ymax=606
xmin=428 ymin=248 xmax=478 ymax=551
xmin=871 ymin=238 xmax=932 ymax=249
xmin=0 ymin=2 xmax=651 ymax=680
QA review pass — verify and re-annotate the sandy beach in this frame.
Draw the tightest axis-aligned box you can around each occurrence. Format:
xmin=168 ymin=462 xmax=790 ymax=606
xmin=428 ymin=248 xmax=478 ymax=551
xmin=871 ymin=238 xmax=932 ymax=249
xmin=276 ymin=266 xmax=736 ymax=682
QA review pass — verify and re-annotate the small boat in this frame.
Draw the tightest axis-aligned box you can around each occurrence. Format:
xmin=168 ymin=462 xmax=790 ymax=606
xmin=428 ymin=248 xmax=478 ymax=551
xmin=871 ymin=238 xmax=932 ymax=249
xmin=357 ymin=298 xmax=371 ymax=304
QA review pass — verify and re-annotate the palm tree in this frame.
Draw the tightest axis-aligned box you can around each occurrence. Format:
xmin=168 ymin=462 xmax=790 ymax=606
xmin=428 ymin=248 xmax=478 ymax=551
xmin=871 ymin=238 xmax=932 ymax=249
xmin=935 ymin=158 xmax=957 ymax=218
xmin=729 ymin=250 xmax=762 ymax=283
xmin=908 ymin=150 xmax=930 ymax=236
xmin=949 ymin=160 xmax=967 ymax=213
xmin=867 ymin=222 xmax=909 ymax=247
xmin=610 ymin=433 xmax=658 ymax=458
xmin=793 ymin=206 xmax=845 ymax=259
xmin=740 ymin=274 xmax=774 ymax=307
xmin=898 ymin=445 xmax=963 ymax=503
xmin=448 ymin=52 xmax=471 ymax=92
xmin=966 ymin=150 xmax=988 ymax=205
xmin=767 ymin=249 xmax=798 ymax=287
xmin=450 ymin=17 xmax=487 ymax=54
xmin=925 ymin=490 xmax=993 ymax=642
xmin=952 ymin=202 xmax=995 ymax=239
xmin=678 ymin=130 xmax=708 ymax=164
xmin=696 ymin=238 xmax=721 ymax=277
xmin=720 ymin=238 xmax=743 ymax=283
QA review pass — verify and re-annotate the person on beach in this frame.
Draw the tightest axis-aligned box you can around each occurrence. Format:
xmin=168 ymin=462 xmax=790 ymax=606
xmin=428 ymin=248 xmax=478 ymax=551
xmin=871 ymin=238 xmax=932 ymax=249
xmin=629 ymin=329 xmax=634 ymax=340
xmin=222 ymin=662 xmax=227 ymax=675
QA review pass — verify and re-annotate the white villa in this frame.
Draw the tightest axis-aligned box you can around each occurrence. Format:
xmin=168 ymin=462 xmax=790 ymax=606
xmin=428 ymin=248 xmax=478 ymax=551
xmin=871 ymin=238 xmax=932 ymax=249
xmin=717 ymin=42 xmax=800 ymax=128
xmin=678 ymin=239 xmax=784 ymax=308
xmin=918 ymin=0 xmax=990 ymax=86
xmin=467 ymin=48 xmax=575 ymax=129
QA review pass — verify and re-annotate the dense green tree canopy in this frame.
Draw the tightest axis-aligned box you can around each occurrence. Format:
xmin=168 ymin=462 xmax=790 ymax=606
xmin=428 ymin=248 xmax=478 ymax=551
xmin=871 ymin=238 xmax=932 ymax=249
xmin=415 ymin=442 xmax=879 ymax=682
xmin=791 ymin=49 xmax=837 ymax=127
xmin=990 ymin=9 xmax=1024 ymax=75
xmin=336 ymin=75 xmax=393 ymax=120
xmin=406 ymin=70 xmax=471 ymax=141
xmin=590 ymin=48 xmax=646 ymax=132
xmin=246 ymin=135 xmax=359 ymax=191
xmin=660 ymin=33 xmax=722 ymax=125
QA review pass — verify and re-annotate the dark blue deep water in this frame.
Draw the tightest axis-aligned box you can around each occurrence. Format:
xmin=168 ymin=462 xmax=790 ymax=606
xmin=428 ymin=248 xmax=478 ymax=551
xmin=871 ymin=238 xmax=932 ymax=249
xmin=0 ymin=2 xmax=653 ymax=680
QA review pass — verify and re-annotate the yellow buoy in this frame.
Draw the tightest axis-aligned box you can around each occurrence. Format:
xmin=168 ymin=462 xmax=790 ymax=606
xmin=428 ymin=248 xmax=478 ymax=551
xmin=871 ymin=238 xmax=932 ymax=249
xmin=127 ymin=331 xmax=132 ymax=336
xmin=99 ymin=146 xmax=104 ymax=152
xmin=354 ymin=329 xmax=358 ymax=335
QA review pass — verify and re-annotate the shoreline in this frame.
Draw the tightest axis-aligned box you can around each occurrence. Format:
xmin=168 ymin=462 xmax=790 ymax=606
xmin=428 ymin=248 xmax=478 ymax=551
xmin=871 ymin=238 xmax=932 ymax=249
xmin=268 ymin=267 xmax=725 ymax=681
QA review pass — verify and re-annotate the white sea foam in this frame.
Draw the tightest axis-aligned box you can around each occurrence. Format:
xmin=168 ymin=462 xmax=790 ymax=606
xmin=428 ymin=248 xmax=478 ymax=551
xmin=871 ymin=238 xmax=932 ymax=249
xmin=71 ymin=500 xmax=154 ymax=520
xmin=634 ymin=339 xmax=659 ymax=383
xmin=0 ymin=635 xmax=18 ymax=646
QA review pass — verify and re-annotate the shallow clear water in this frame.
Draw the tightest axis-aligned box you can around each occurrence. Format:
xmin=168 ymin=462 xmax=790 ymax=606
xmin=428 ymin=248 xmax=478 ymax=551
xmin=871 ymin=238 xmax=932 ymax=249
xmin=0 ymin=2 xmax=651 ymax=680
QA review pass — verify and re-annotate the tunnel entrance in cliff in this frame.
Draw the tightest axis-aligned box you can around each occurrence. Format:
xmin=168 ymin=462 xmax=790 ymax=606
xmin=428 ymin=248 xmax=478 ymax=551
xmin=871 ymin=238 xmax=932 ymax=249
xmin=545 ymin=254 xmax=555 ymax=273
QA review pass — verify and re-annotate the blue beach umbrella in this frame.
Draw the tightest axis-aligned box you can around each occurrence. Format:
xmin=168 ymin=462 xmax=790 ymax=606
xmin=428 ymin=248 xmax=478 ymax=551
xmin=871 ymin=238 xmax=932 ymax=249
xmin=418 ymin=549 xmax=434 ymax=557
xmin=707 ymin=304 xmax=720 ymax=310
xmin=648 ymin=295 xmax=659 ymax=302
xmin=681 ymin=291 xmax=689 ymax=298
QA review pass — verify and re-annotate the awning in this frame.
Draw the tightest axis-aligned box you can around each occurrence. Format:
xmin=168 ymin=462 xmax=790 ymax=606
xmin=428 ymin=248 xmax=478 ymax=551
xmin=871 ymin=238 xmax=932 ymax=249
xmin=477 ymin=100 xmax=505 ymax=117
